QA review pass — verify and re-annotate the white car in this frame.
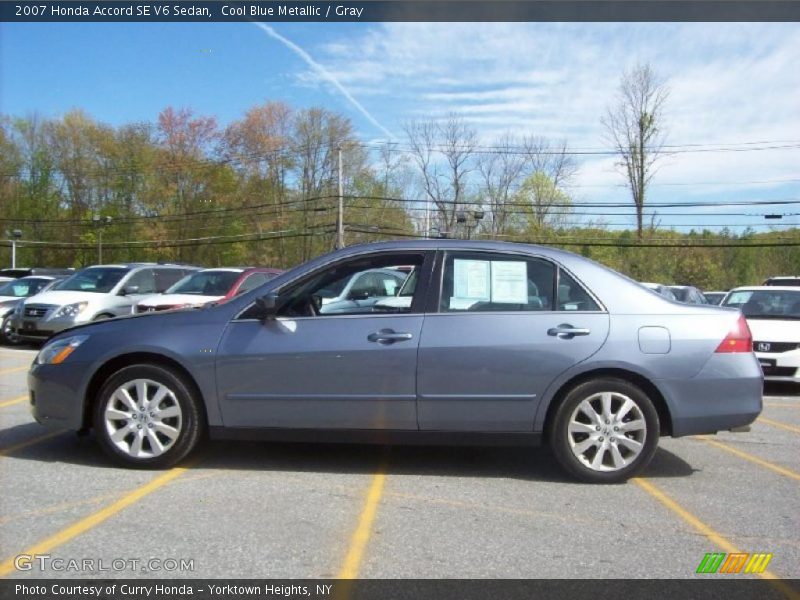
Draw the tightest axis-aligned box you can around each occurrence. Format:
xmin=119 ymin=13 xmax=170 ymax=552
xmin=721 ymin=286 xmax=800 ymax=382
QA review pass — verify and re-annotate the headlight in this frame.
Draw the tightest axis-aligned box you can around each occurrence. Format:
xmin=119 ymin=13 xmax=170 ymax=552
xmin=36 ymin=335 xmax=90 ymax=365
xmin=53 ymin=302 xmax=88 ymax=319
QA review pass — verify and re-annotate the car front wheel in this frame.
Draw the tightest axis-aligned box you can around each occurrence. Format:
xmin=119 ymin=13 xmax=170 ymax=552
xmin=1 ymin=314 xmax=22 ymax=345
xmin=93 ymin=364 xmax=204 ymax=468
xmin=550 ymin=377 xmax=660 ymax=483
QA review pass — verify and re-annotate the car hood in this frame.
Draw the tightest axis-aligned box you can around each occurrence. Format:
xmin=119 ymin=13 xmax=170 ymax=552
xmin=139 ymin=293 xmax=222 ymax=307
xmin=746 ymin=318 xmax=800 ymax=342
xmin=22 ymin=290 xmax=105 ymax=306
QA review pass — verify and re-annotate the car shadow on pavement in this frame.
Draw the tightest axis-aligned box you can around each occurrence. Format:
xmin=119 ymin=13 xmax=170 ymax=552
xmin=2 ymin=423 xmax=697 ymax=483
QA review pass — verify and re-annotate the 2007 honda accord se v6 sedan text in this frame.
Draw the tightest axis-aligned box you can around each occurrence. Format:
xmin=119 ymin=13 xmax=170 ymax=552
xmin=28 ymin=241 xmax=762 ymax=483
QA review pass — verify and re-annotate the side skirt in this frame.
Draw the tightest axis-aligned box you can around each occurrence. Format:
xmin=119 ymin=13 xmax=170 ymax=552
xmin=209 ymin=426 xmax=542 ymax=447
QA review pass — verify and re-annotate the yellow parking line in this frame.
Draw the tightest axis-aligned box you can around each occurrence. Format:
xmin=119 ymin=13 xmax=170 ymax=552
xmin=0 ymin=431 xmax=64 ymax=457
xmin=633 ymin=478 xmax=795 ymax=594
xmin=759 ymin=417 xmax=800 ymax=435
xmin=697 ymin=437 xmax=800 ymax=482
xmin=0 ymin=395 xmax=27 ymax=409
xmin=0 ymin=464 xmax=194 ymax=577
xmin=337 ymin=469 xmax=387 ymax=579
xmin=765 ymin=403 xmax=800 ymax=409
xmin=0 ymin=365 xmax=29 ymax=376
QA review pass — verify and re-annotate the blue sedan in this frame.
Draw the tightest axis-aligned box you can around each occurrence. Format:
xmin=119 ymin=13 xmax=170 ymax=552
xmin=28 ymin=241 xmax=762 ymax=483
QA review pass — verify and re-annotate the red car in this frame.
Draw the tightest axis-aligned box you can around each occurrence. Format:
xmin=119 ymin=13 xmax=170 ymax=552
xmin=136 ymin=267 xmax=282 ymax=313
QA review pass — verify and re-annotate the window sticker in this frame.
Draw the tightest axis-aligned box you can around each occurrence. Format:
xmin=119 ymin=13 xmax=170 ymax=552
xmin=490 ymin=261 xmax=528 ymax=304
xmin=453 ymin=259 xmax=490 ymax=301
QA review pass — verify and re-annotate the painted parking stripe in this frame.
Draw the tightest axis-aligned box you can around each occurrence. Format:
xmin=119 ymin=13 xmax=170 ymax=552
xmin=337 ymin=468 xmax=387 ymax=579
xmin=764 ymin=402 xmax=800 ymax=409
xmin=0 ymin=395 xmax=27 ymax=409
xmin=0 ymin=431 xmax=65 ymax=457
xmin=696 ymin=437 xmax=800 ymax=482
xmin=759 ymin=417 xmax=800 ymax=435
xmin=0 ymin=365 xmax=29 ymax=376
xmin=0 ymin=463 xmax=194 ymax=577
xmin=633 ymin=478 xmax=793 ymax=591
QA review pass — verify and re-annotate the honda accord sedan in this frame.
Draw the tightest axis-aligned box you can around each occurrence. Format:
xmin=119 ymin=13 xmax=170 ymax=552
xmin=28 ymin=241 xmax=762 ymax=483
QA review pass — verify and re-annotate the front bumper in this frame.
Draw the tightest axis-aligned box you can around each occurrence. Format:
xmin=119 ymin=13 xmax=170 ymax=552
xmin=658 ymin=352 xmax=763 ymax=437
xmin=11 ymin=314 xmax=81 ymax=341
xmin=28 ymin=361 xmax=89 ymax=431
xmin=754 ymin=348 xmax=800 ymax=382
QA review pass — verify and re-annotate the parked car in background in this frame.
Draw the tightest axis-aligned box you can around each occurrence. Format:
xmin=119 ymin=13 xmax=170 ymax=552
xmin=10 ymin=263 xmax=198 ymax=342
xmin=763 ymin=276 xmax=800 ymax=287
xmin=640 ymin=282 xmax=677 ymax=300
xmin=136 ymin=267 xmax=282 ymax=313
xmin=722 ymin=286 xmax=800 ymax=383
xmin=668 ymin=285 xmax=708 ymax=304
xmin=28 ymin=241 xmax=762 ymax=483
xmin=703 ymin=291 xmax=727 ymax=305
xmin=0 ymin=276 xmax=64 ymax=345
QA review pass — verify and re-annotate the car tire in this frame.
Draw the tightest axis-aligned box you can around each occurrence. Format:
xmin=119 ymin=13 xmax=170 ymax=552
xmin=93 ymin=364 xmax=204 ymax=469
xmin=549 ymin=377 xmax=659 ymax=484
xmin=0 ymin=314 xmax=22 ymax=346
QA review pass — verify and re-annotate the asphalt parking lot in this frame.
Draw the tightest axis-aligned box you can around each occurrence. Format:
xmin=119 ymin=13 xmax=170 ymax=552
xmin=0 ymin=346 xmax=798 ymax=582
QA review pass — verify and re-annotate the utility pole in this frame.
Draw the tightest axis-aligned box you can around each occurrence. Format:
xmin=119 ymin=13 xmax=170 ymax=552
xmin=336 ymin=144 xmax=344 ymax=250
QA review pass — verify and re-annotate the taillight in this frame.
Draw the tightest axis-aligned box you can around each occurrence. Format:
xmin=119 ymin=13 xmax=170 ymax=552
xmin=715 ymin=314 xmax=753 ymax=353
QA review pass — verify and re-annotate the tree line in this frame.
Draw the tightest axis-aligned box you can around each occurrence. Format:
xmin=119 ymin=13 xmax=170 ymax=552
xmin=1 ymin=95 xmax=798 ymax=290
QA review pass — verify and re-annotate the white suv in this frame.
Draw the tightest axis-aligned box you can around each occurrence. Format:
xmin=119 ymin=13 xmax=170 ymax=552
xmin=11 ymin=263 xmax=197 ymax=342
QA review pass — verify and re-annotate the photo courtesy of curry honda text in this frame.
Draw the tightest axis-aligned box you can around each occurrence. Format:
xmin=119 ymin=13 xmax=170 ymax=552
xmin=28 ymin=241 xmax=763 ymax=483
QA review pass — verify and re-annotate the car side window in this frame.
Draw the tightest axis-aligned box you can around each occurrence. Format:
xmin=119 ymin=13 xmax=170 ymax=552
xmin=125 ymin=269 xmax=157 ymax=294
xmin=244 ymin=253 xmax=426 ymax=319
xmin=154 ymin=269 xmax=187 ymax=293
xmin=440 ymin=252 xmax=555 ymax=312
xmin=557 ymin=270 xmax=600 ymax=311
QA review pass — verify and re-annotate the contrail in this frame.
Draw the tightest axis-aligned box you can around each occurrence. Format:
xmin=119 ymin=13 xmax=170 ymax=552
xmin=253 ymin=23 xmax=394 ymax=139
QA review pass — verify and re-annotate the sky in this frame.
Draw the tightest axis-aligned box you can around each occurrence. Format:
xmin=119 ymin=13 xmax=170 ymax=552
xmin=1 ymin=20 xmax=799 ymax=232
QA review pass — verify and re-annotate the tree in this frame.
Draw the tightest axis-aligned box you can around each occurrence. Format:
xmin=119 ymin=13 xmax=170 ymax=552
xmin=403 ymin=114 xmax=477 ymax=237
xmin=477 ymin=134 xmax=527 ymax=237
xmin=602 ymin=63 xmax=669 ymax=239
xmin=515 ymin=171 xmax=573 ymax=232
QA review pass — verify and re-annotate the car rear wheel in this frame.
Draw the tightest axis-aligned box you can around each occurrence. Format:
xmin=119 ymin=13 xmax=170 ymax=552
xmin=550 ymin=377 xmax=659 ymax=483
xmin=93 ymin=364 xmax=204 ymax=468
xmin=1 ymin=314 xmax=22 ymax=345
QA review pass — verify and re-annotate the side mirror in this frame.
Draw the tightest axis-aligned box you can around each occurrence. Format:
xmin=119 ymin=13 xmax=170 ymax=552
xmin=255 ymin=292 xmax=279 ymax=320
xmin=120 ymin=285 xmax=139 ymax=296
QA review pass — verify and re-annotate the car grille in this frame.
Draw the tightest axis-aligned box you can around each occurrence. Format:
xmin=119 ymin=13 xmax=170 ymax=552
xmin=24 ymin=304 xmax=55 ymax=318
xmin=762 ymin=365 xmax=797 ymax=377
xmin=136 ymin=305 xmax=175 ymax=313
xmin=753 ymin=341 xmax=798 ymax=353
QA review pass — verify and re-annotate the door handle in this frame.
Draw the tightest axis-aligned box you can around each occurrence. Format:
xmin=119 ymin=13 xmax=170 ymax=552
xmin=368 ymin=329 xmax=413 ymax=344
xmin=547 ymin=324 xmax=591 ymax=339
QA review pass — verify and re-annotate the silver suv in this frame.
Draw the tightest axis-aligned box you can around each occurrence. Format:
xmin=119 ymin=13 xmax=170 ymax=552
xmin=11 ymin=263 xmax=197 ymax=342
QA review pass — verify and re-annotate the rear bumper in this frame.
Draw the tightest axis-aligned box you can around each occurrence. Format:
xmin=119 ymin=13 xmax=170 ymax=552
xmin=658 ymin=353 xmax=763 ymax=437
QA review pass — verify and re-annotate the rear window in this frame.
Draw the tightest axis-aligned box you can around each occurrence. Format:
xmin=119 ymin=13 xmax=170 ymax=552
xmin=167 ymin=271 xmax=241 ymax=296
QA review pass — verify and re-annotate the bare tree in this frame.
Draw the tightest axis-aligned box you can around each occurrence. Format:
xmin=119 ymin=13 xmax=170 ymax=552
xmin=477 ymin=134 xmax=527 ymax=237
xmin=403 ymin=114 xmax=477 ymax=237
xmin=601 ymin=63 xmax=669 ymax=239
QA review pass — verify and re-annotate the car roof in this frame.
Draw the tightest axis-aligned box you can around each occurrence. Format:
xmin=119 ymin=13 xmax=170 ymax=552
xmin=729 ymin=286 xmax=800 ymax=293
xmin=197 ymin=267 xmax=245 ymax=273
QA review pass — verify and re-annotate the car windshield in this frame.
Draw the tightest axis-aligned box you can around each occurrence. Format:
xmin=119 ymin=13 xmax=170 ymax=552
xmin=166 ymin=270 xmax=241 ymax=296
xmin=0 ymin=277 xmax=51 ymax=297
xmin=723 ymin=289 xmax=800 ymax=319
xmin=56 ymin=268 xmax=129 ymax=293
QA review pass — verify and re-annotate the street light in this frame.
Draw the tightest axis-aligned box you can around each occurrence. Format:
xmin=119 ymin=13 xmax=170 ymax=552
xmin=92 ymin=216 xmax=112 ymax=264
xmin=456 ymin=210 xmax=485 ymax=239
xmin=5 ymin=229 xmax=23 ymax=269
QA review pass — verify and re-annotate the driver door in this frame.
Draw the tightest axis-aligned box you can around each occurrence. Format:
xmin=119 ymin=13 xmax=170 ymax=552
xmin=215 ymin=251 xmax=433 ymax=430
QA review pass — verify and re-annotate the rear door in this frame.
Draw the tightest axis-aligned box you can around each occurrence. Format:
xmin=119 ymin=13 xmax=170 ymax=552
xmin=417 ymin=250 xmax=610 ymax=432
